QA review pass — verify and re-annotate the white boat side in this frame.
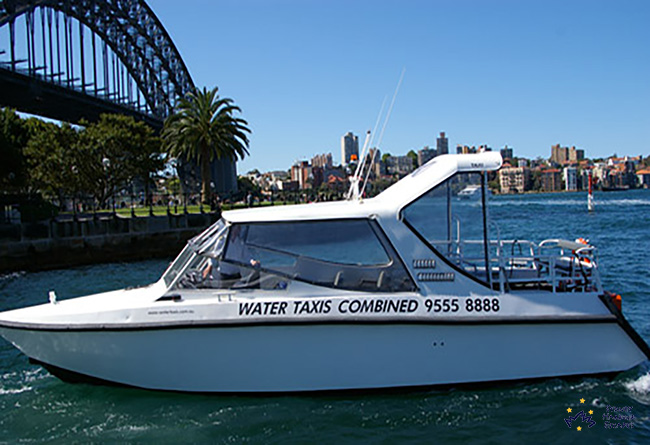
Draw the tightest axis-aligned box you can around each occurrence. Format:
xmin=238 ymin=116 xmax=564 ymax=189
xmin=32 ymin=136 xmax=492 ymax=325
xmin=1 ymin=321 xmax=643 ymax=393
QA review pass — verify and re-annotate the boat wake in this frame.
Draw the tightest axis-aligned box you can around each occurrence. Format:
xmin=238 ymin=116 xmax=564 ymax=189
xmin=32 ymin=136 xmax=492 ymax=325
xmin=491 ymin=198 xmax=650 ymax=207
xmin=623 ymin=372 xmax=650 ymax=404
xmin=0 ymin=367 xmax=49 ymax=397
xmin=604 ymin=199 xmax=650 ymax=207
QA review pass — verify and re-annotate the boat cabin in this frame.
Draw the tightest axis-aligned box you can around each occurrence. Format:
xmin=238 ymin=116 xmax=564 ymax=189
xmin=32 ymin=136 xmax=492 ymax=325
xmin=162 ymin=152 xmax=601 ymax=296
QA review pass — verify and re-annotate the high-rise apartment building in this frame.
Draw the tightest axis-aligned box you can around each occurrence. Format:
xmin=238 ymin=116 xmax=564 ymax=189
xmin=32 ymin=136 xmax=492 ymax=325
xmin=291 ymin=161 xmax=311 ymax=189
xmin=551 ymin=144 xmax=567 ymax=164
xmin=341 ymin=132 xmax=359 ymax=166
xmin=367 ymin=147 xmax=381 ymax=166
xmin=385 ymin=155 xmax=414 ymax=176
xmin=569 ymin=148 xmax=585 ymax=163
xmin=436 ymin=132 xmax=448 ymax=155
xmin=311 ymin=153 xmax=333 ymax=169
xmin=417 ymin=147 xmax=436 ymax=166
xmin=500 ymin=145 xmax=514 ymax=161
xmin=541 ymin=169 xmax=563 ymax=192
xmin=457 ymin=145 xmax=476 ymax=155
xmin=551 ymin=144 xmax=584 ymax=165
xmin=563 ymin=166 xmax=578 ymax=191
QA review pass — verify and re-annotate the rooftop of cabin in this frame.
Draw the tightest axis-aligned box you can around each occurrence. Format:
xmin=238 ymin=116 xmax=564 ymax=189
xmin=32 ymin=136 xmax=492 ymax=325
xmin=223 ymin=152 xmax=503 ymax=223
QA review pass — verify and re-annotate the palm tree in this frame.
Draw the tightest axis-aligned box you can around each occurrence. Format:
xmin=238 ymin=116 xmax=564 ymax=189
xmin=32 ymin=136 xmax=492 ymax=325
xmin=162 ymin=86 xmax=250 ymax=204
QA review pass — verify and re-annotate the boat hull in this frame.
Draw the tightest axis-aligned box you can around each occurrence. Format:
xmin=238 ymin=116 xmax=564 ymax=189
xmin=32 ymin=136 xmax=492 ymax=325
xmin=0 ymin=321 xmax=646 ymax=392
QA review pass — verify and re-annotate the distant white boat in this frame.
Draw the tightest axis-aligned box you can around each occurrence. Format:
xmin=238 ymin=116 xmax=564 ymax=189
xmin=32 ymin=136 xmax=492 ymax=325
xmin=457 ymin=184 xmax=489 ymax=199
xmin=0 ymin=152 xmax=647 ymax=393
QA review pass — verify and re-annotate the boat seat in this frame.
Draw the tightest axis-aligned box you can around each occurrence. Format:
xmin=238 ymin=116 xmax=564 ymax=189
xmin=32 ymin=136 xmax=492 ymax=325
xmin=377 ymin=271 xmax=386 ymax=289
xmin=334 ymin=271 xmax=343 ymax=287
xmin=357 ymin=271 xmax=386 ymax=291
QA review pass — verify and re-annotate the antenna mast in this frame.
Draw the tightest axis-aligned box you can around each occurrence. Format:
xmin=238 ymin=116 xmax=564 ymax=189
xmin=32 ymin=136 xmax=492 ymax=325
xmin=347 ymin=69 xmax=406 ymax=201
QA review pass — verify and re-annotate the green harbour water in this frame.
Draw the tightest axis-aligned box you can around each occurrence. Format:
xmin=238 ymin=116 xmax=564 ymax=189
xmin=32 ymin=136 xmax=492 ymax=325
xmin=1 ymin=190 xmax=650 ymax=443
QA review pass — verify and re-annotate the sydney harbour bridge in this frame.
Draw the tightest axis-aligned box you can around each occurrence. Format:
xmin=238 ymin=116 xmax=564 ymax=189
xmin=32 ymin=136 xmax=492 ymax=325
xmin=0 ymin=0 xmax=236 ymax=193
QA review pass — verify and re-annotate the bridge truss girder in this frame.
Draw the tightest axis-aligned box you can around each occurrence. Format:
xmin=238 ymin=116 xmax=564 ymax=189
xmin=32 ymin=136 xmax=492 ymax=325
xmin=0 ymin=0 xmax=195 ymax=124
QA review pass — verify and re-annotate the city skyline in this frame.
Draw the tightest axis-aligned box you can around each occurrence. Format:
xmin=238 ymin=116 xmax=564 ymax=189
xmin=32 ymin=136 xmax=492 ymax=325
xmin=147 ymin=0 xmax=650 ymax=173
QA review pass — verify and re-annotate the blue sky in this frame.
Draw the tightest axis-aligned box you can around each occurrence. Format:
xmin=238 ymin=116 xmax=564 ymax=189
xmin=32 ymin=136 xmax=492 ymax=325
xmin=148 ymin=0 xmax=650 ymax=173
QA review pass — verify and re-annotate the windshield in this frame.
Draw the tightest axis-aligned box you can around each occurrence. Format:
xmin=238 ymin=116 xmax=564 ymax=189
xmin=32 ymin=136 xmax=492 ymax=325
xmin=162 ymin=219 xmax=229 ymax=287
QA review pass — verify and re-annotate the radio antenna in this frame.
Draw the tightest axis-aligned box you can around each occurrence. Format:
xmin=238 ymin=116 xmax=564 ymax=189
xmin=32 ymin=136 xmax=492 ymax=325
xmin=359 ymin=68 xmax=406 ymax=197
xmin=347 ymin=95 xmax=388 ymax=200
xmin=376 ymin=68 xmax=405 ymax=150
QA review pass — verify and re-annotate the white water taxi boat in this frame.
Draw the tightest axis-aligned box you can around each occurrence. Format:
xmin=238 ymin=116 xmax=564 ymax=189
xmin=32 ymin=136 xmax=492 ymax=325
xmin=0 ymin=152 xmax=648 ymax=393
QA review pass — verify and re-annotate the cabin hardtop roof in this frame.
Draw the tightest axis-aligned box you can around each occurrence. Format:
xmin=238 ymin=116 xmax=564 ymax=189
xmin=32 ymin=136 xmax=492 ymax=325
xmin=223 ymin=152 xmax=502 ymax=224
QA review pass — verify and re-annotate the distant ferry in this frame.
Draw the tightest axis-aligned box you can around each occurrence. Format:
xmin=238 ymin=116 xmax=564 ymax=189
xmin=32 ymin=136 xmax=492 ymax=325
xmin=458 ymin=184 xmax=491 ymax=199
xmin=0 ymin=152 xmax=647 ymax=393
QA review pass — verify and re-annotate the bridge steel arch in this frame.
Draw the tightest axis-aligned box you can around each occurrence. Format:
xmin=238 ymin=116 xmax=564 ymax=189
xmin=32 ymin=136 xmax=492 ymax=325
xmin=0 ymin=0 xmax=195 ymax=128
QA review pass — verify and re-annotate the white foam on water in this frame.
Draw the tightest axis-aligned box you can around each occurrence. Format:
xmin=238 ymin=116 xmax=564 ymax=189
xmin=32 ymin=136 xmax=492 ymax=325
xmin=23 ymin=367 xmax=49 ymax=383
xmin=623 ymin=372 xmax=650 ymax=405
xmin=601 ymin=199 xmax=650 ymax=207
xmin=1 ymin=371 xmax=18 ymax=380
xmin=624 ymin=373 xmax=650 ymax=395
xmin=0 ymin=271 xmax=25 ymax=280
xmin=0 ymin=367 xmax=51 ymax=397
xmin=491 ymin=197 xmax=650 ymax=207
xmin=0 ymin=386 xmax=32 ymax=395
xmin=490 ymin=199 xmax=584 ymax=207
xmin=116 ymin=424 xmax=152 ymax=433
xmin=0 ymin=271 xmax=26 ymax=288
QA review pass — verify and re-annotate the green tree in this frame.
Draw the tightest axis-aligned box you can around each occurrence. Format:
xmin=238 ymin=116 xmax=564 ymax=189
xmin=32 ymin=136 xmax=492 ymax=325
xmin=0 ymin=108 xmax=29 ymax=192
xmin=164 ymin=177 xmax=182 ymax=195
xmin=407 ymin=149 xmax=418 ymax=168
xmin=23 ymin=114 xmax=163 ymax=208
xmin=76 ymin=114 xmax=163 ymax=207
xmin=162 ymin=87 xmax=251 ymax=204
xmin=23 ymin=119 xmax=79 ymax=200
xmin=531 ymin=170 xmax=542 ymax=191
xmin=236 ymin=176 xmax=260 ymax=202
xmin=369 ymin=177 xmax=396 ymax=196
xmin=488 ymin=178 xmax=501 ymax=193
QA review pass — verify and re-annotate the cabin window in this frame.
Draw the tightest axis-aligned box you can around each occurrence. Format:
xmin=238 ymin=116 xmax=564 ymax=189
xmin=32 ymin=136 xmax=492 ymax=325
xmin=173 ymin=219 xmax=416 ymax=292
xmin=229 ymin=219 xmax=415 ymax=292
xmin=402 ymin=172 xmax=490 ymax=284
xmin=244 ymin=220 xmax=391 ymax=266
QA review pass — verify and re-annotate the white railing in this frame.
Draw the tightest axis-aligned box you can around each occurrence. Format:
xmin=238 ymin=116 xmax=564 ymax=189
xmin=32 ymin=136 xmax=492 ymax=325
xmin=492 ymin=238 xmax=600 ymax=293
xmin=435 ymin=237 xmax=601 ymax=293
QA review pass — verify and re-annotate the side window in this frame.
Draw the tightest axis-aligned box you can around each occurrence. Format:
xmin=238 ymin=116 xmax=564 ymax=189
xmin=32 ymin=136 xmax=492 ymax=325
xmin=245 ymin=220 xmax=390 ymax=266
xmin=403 ymin=172 xmax=489 ymax=283
xmin=227 ymin=220 xmax=415 ymax=292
